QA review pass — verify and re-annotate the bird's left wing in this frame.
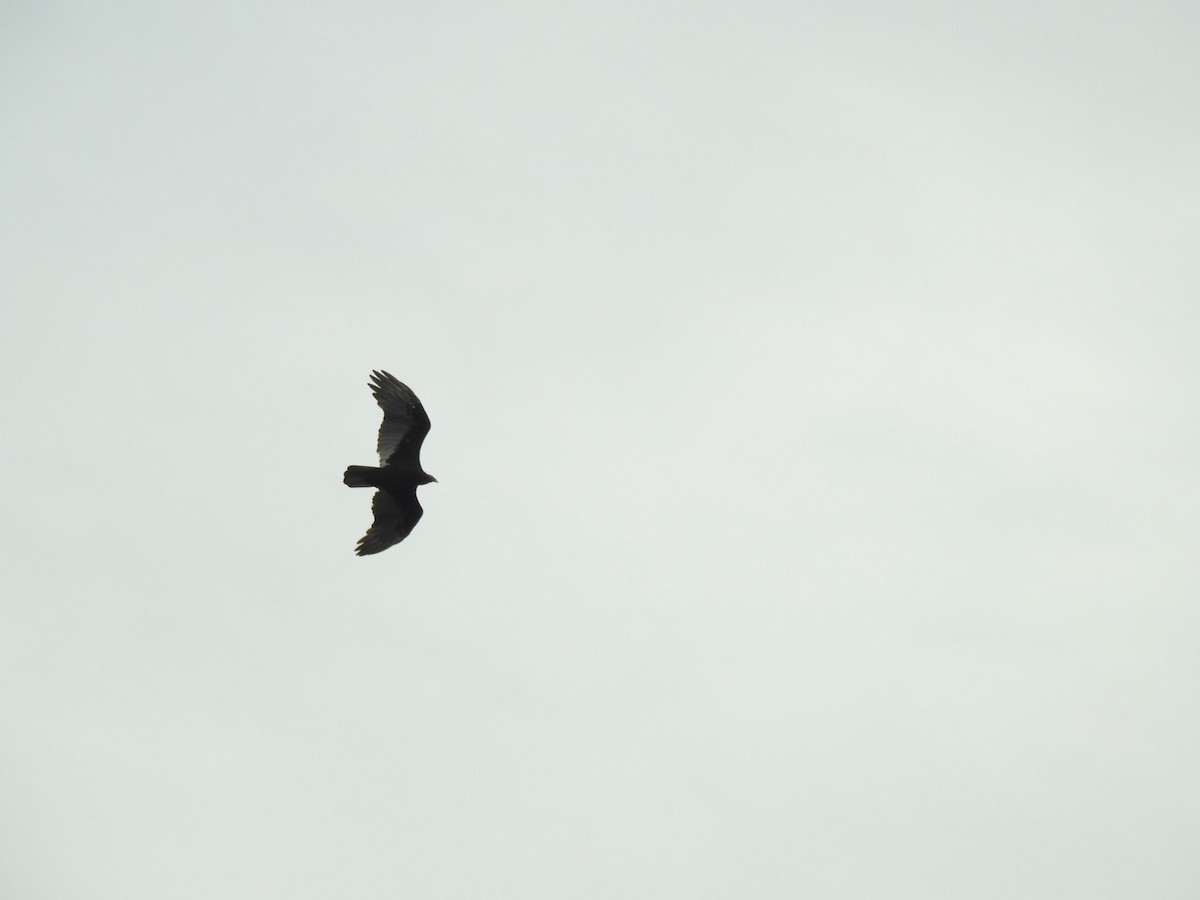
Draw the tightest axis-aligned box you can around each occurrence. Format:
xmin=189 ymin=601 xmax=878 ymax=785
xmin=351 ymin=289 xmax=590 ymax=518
xmin=354 ymin=487 xmax=425 ymax=556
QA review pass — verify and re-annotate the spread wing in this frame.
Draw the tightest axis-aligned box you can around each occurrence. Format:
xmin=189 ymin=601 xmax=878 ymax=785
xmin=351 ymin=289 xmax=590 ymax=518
xmin=370 ymin=370 xmax=431 ymax=467
xmin=355 ymin=487 xmax=424 ymax=556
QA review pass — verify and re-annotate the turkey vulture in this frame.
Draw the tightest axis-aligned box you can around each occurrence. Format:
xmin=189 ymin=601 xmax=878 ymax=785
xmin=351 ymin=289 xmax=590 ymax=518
xmin=343 ymin=370 xmax=437 ymax=555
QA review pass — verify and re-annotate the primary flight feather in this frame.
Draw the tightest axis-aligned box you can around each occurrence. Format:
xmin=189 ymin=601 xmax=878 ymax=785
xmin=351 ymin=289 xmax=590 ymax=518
xmin=343 ymin=370 xmax=436 ymax=555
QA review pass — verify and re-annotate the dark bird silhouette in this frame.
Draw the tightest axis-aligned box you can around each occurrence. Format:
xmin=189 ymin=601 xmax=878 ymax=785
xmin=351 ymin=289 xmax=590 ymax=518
xmin=343 ymin=370 xmax=436 ymax=555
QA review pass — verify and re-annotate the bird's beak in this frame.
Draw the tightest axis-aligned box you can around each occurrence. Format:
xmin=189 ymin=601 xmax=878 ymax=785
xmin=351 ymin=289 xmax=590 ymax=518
xmin=430 ymin=476 xmax=439 ymax=483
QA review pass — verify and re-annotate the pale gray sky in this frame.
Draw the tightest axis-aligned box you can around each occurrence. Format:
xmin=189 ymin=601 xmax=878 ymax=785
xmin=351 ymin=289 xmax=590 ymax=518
xmin=3 ymin=1 xmax=1199 ymax=897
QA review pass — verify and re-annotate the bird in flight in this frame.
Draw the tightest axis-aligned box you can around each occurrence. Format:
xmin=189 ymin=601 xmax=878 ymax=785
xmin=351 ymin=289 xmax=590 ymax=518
xmin=343 ymin=370 xmax=437 ymax=555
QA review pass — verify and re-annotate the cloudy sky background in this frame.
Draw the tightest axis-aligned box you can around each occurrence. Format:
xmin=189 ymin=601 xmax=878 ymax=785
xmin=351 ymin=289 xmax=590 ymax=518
xmin=3 ymin=1 xmax=1199 ymax=896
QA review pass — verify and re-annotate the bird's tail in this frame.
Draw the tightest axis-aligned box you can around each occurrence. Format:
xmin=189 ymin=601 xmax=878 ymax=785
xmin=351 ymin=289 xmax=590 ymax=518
xmin=343 ymin=465 xmax=379 ymax=488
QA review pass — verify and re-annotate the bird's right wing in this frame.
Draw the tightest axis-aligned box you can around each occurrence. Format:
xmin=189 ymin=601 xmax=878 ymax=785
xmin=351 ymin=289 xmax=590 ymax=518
xmin=370 ymin=370 xmax=432 ymax=466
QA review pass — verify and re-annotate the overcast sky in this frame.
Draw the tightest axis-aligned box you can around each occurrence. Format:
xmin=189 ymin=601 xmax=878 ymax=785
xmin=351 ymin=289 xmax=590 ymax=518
xmin=3 ymin=1 xmax=1199 ymax=897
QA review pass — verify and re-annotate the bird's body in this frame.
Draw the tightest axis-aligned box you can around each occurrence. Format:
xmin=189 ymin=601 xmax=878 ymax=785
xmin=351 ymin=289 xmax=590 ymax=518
xmin=344 ymin=370 xmax=436 ymax=555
